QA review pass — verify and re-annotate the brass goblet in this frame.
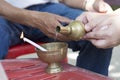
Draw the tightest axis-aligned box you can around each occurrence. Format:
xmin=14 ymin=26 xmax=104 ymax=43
xmin=36 ymin=42 xmax=68 ymax=74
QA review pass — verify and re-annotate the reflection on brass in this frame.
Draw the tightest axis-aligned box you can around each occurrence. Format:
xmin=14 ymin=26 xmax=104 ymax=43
xmin=36 ymin=42 xmax=68 ymax=74
xmin=56 ymin=20 xmax=85 ymax=41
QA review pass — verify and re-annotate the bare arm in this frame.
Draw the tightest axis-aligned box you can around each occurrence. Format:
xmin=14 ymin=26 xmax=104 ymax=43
xmin=0 ymin=0 xmax=72 ymax=41
xmin=59 ymin=0 xmax=86 ymax=10
xmin=59 ymin=0 xmax=113 ymax=12
xmin=0 ymin=0 xmax=30 ymax=25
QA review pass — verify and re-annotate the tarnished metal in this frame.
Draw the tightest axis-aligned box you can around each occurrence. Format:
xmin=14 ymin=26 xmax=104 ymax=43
xmin=36 ymin=42 xmax=68 ymax=74
xmin=56 ymin=20 xmax=85 ymax=41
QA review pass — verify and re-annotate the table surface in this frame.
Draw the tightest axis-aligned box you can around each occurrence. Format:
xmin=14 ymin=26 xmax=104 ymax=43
xmin=0 ymin=59 xmax=112 ymax=80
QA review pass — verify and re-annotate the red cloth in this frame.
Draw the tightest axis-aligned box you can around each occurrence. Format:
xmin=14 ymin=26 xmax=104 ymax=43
xmin=1 ymin=59 xmax=112 ymax=80
xmin=6 ymin=42 xmax=44 ymax=59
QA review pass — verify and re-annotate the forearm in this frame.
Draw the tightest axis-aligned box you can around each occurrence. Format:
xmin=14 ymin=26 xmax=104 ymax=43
xmin=0 ymin=0 xmax=31 ymax=25
xmin=59 ymin=0 xmax=87 ymax=10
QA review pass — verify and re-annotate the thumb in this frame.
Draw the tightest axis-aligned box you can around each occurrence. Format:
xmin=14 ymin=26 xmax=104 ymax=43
xmin=76 ymin=12 xmax=89 ymax=25
xmin=85 ymin=20 xmax=97 ymax=32
xmin=56 ymin=15 xmax=72 ymax=24
xmin=90 ymin=39 xmax=108 ymax=49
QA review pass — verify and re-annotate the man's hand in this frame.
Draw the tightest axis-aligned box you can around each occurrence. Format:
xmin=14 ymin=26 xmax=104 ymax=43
xmin=0 ymin=0 xmax=73 ymax=41
xmin=26 ymin=11 xmax=72 ymax=41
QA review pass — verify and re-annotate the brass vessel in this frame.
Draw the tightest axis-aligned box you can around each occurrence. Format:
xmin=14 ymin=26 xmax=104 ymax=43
xmin=36 ymin=42 xmax=68 ymax=74
xmin=56 ymin=20 xmax=85 ymax=41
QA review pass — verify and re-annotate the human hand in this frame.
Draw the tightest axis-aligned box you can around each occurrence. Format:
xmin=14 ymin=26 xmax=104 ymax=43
xmin=83 ymin=14 xmax=120 ymax=48
xmin=86 ymin=0 xmax=113 ymax=13
xmin=76 ymin=11 xmax=104 ymax=26
xmin=26 ymin=11 xmax=72 ymax=41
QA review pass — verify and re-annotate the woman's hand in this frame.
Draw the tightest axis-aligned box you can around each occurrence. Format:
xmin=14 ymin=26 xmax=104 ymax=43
xmin=76 ymin=10 xmax=120 ymax=48
xmin=84 ymin=15 xmax=120 ymax=48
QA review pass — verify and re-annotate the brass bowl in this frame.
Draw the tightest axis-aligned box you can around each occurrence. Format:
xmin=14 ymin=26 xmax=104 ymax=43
xmin=36 ymin=42 xmax=68 ymax=74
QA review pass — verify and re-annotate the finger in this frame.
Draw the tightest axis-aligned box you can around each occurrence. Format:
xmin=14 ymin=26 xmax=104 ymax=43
xmin=76 ymin=13 xmax=88 ymax=25
xmin=93 ymin=25 xmax=109 ymax=31
xmin=84 ymin=32 xmax=98 ymax=39
xmin=92 ymin=17 xmax=111 ymax=31
xmin=56 ymin=15 xmax=72 ymax=24
xmin=84 ymin=25 xmax=110 ymax=43
xmin=84 ymin=29 xmax=106 ymax=39
xmin=85 ymin=22 xmax=97 ymax=32
xmin=90 ymin=39 xmax=109 ymax=48
xmin=81 ymin=16 xmax=88 ymax=25
xmin=85 ymin=37 xmax=109 ymax=49
xmin=76 ymin=12 xmax=99 ymax=32
xmin=78 ymin=12 xmax=108 ymax=34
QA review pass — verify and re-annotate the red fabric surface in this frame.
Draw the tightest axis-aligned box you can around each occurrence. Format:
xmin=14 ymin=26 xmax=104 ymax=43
xmin=6 ymin=42 xmax=44 ymax=59
xmin=1 ymin=59 xmax=112 ymax=80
